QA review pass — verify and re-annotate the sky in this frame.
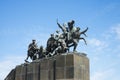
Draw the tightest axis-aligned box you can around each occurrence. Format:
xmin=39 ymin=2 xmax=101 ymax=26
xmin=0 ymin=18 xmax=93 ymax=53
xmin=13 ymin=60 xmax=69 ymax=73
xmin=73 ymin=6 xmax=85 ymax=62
xmin=0 ymin=0 xmax=120 ymax=80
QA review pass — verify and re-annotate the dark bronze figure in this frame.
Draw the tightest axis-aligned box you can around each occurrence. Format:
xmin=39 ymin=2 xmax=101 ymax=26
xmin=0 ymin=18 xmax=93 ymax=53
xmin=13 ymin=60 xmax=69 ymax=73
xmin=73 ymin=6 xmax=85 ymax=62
xmin=37 ymin=45 xmax=46 ymax=59
xmin=25 ymin=20 xmax=88 ymax=62
xmin=25 ymin=39 xmax=38 ymax=62
xmin=46 ymin=34 xmax=58 ymax=56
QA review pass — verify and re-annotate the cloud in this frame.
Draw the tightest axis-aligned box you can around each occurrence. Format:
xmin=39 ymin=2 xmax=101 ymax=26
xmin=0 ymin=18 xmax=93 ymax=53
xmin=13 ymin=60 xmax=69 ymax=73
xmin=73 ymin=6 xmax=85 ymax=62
xmin=0 ymin=56 xmax=24 ymax=80
xmin=111 ymin=24 xmax=120 ymax=40
xmin=88 ymin=38 xmax=103 ymax=46
xmin=91 ymin=69 xmax=115 ymax=80
xmin=87 ymin=23 xmax=120 ymax=53
xmin=88 ymin=38 xmax=108 ymax=51
xmin=101 ymin=23 xmax=120 ymax=55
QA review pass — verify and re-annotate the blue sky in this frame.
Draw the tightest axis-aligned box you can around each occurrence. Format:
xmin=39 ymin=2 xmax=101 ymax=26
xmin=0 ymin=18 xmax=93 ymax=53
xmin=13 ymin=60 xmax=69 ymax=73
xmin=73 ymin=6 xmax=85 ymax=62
xmin=0 ymin=0 xmax=120 ymax=80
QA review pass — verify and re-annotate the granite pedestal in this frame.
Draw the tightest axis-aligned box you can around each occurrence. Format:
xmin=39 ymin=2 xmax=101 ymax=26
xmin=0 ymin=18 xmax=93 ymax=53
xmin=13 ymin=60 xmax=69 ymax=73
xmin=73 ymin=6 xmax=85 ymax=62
xmin=5 ymin=53 xmax=89 ymax=80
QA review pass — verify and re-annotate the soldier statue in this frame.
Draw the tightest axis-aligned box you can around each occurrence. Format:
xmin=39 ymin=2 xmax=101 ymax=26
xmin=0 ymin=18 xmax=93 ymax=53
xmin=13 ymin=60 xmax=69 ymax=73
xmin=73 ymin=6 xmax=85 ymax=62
xmin=37 ymin=45 xmax=46 ymax=59
xmin=46 ymin=34 xmax=58 ymax=56
xmin=25 ymin=39 xmax=38 ymax=62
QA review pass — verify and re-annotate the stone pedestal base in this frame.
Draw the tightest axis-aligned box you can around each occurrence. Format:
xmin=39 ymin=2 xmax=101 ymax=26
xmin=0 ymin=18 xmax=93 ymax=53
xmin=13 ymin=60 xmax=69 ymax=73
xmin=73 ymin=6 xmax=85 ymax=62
xmin=5 ymin=53 xmax=89 ymax=80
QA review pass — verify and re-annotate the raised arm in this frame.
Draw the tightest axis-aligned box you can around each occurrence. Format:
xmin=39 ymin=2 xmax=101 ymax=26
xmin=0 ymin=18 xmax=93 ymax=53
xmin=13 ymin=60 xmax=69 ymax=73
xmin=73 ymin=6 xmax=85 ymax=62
xmin=57 ymin=21 xmax=65 ymax=32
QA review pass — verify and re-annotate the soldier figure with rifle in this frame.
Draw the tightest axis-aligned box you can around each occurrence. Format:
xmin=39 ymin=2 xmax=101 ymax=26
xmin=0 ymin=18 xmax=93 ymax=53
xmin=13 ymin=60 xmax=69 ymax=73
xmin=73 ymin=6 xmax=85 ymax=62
xmin=25 ymin=39 xmax=38 ymax=62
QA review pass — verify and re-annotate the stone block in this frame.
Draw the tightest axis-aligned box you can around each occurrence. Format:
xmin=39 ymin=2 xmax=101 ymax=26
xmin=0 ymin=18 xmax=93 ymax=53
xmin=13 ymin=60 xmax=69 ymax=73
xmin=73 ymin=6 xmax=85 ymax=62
xmin=56 ymin=55 xmax=65 ymax=67
xmin=66 ymin=66 xmax=74 ymax=79
xmin=40 ymin=59 xmax=49 ymax=70
xmin=56 ymin=67 xmax=65 ymax=79
xmin=21 ymin=65 xmax=27 ymax=80
xmin=27 ymin=63 xmax=33 ymax=80
xmin=73 ymin=53 xmax=89 ymax=80
xmin=15 ymin=65 xmax=21 ymax=80
xmin=40 ymin=70 xmax=49 ymax=80
xmin=65 ymin=54 xmax=74 ymax=67
xmin=5 ymin=69 xmax=15 ymax=80
xmin=40 ymin=58 xmax=55 ymax=80
xmin=32 ymin=62 xmax=40 ymax=80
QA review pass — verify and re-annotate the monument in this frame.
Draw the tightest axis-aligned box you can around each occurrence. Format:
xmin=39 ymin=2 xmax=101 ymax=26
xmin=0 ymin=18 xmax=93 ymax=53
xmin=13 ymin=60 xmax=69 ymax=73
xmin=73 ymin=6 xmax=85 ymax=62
xmin=4 ymin=20 xmax=89 ymax=80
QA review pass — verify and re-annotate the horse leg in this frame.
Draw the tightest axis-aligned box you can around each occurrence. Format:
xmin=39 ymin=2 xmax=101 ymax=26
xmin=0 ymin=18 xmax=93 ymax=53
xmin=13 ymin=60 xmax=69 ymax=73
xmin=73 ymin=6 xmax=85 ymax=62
xmin=79 ymin=37 xmax=87 ymax=45
xmin=73 ymin=44 xmax=77 ymax=51
xmin=73 ymin=40 xmax=78 ymax=52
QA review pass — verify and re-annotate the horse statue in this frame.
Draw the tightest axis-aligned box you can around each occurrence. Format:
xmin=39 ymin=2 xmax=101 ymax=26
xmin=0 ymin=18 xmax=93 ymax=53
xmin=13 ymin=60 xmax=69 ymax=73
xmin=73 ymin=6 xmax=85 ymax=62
xmin=66 ymin=27 xmax=88 ymax=52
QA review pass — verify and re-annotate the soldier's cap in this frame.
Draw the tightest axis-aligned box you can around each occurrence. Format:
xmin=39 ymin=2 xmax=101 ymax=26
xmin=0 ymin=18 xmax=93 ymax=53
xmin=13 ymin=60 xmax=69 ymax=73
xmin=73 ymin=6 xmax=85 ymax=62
xmin=71 ymin=20 xmax=75 ymax=24
xmin=51 ymin=34 xmax=54 ymax=36
xmin=32 ymin=39 xmax=36 ymax=41
xmin=68 ymin=22 xmax=71 ymax=25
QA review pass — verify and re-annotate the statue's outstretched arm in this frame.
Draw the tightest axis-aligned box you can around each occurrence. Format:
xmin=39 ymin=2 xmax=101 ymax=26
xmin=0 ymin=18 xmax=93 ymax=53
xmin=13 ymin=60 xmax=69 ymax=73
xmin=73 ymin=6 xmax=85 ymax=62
xmin=57 ymin=22 xmax=65 ymax=32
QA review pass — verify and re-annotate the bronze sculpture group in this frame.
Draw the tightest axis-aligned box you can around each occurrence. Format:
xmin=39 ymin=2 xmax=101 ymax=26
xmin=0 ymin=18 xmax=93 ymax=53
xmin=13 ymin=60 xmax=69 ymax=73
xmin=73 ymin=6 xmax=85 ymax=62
xmin=25 ymin=20 xmax=88 ymax=62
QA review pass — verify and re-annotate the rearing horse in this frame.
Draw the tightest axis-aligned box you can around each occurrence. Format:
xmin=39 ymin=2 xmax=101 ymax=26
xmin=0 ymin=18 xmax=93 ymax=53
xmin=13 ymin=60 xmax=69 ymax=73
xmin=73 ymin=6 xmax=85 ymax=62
xmin=66 ymin=27 xmax=88 ymax=52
